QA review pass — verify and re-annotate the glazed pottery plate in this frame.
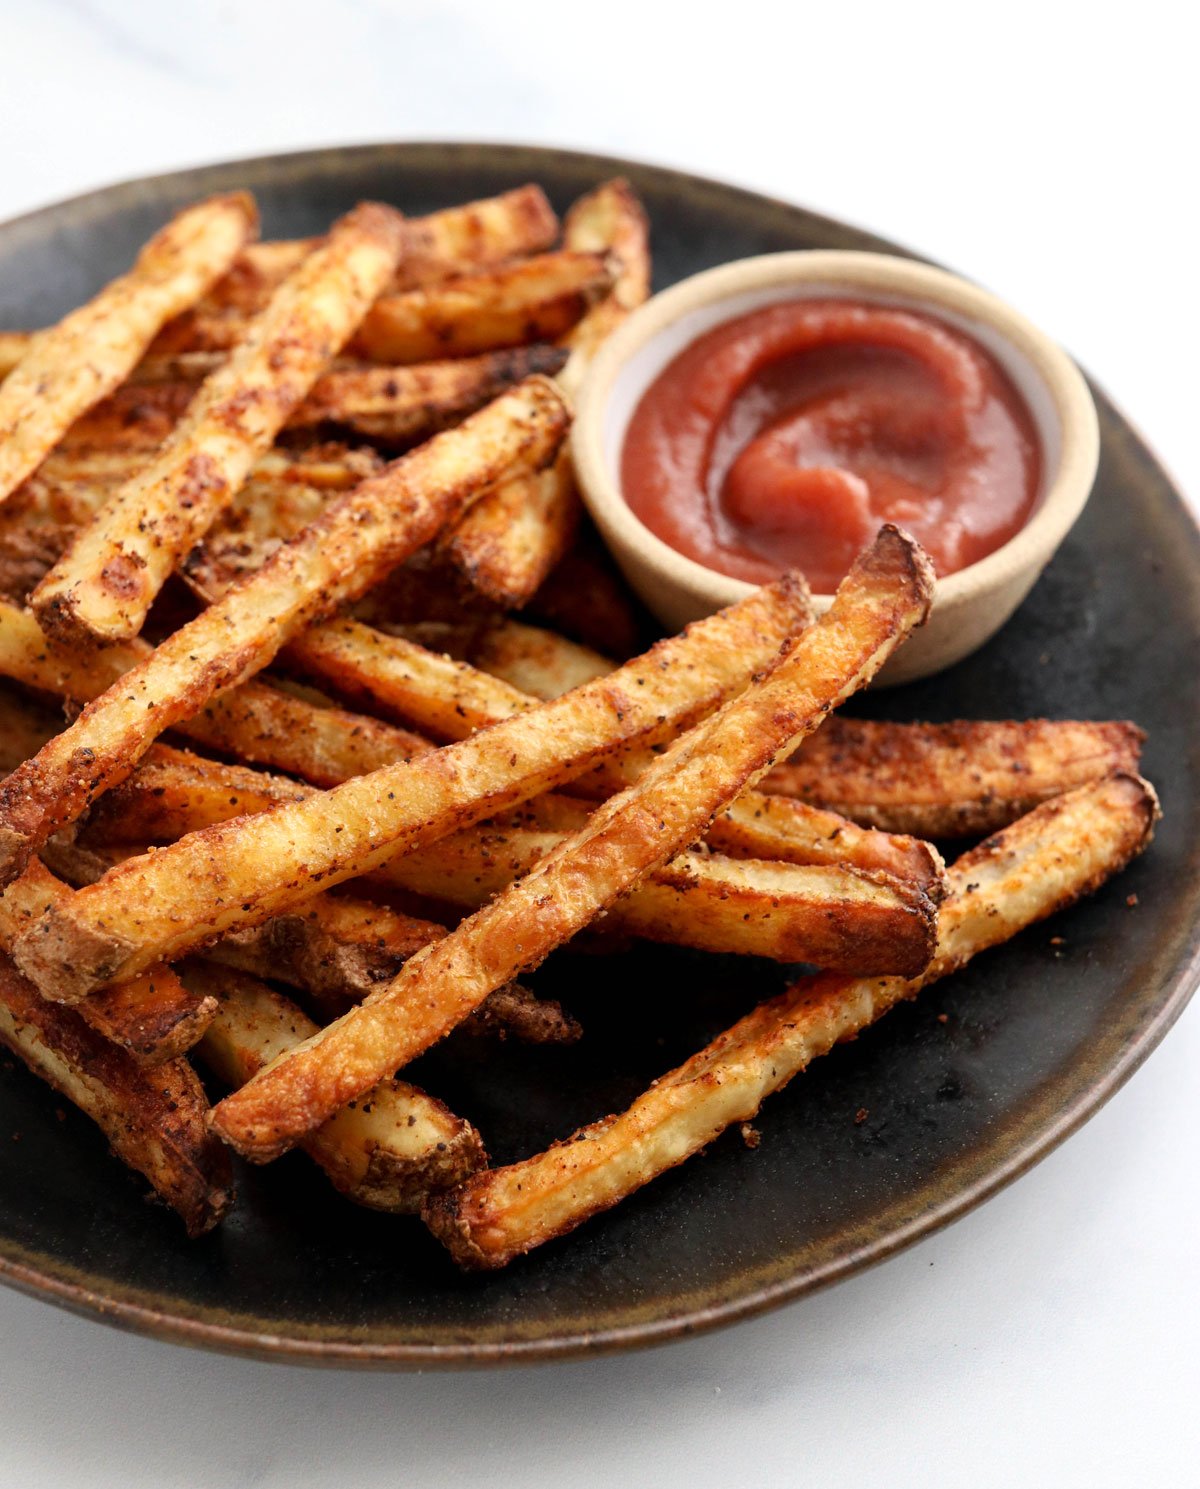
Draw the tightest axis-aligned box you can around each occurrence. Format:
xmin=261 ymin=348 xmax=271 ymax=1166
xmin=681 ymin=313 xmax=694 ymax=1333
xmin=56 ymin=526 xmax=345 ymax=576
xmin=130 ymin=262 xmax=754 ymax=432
xmin=0 ymin=144 xmax=1196 ymax=1367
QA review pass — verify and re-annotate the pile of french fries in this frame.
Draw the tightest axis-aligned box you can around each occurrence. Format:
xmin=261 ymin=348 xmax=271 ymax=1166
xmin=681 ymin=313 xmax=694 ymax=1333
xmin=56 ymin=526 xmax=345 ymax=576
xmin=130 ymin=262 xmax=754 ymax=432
xmin=0 ymin=181 xmax=1158 ymax=1265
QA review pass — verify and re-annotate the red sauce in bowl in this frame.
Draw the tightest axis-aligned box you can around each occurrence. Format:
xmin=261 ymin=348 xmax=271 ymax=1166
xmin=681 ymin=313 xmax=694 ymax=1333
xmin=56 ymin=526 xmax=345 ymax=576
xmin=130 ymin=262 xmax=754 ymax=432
xmin=620 ymin=299 xmax=1041 ymax=594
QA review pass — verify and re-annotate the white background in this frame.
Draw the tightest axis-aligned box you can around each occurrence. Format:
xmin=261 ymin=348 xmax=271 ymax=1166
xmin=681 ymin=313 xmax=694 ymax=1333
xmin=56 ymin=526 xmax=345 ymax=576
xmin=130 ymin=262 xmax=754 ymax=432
xmin=0 ymin=3 xmax=1197 ymax=1485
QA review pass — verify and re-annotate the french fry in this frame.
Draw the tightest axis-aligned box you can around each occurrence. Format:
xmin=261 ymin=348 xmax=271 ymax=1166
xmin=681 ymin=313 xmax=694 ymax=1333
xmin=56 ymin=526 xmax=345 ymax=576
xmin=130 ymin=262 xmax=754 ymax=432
xmin=399 ymin=616 xmax=613 ymax=699
xmin=424 ymin=771 xmax=1160 ymax=1267
xmin=764 ymin=717 xmax=1147 ymax=836
xmin=349 ymin=252 xmax=613 ymax=365
xmin=179 ymin=963 xmax=486 ymax=1213
xmin=207 ymin=526 xmax=933 ymax=1160
xmin=15 ymin=573 xmax=812 ymax=996
xmin=0 ymin=854 xmax=216 ymax=1063
xmin=32 ymin=202 xmax=408 ymax=646
xmin=558 ymin=179 xmax=652 ymax=398
xmin=0 ymin=193 xmax=257 ymax=507
xmin=0 ymin=951 xmax=232 ymax=1235
xmin=0 ymin=377 xmax=568 ymax=879
xmin=0 ymin=598 xmax=431 ymax=788
xmin=0 ymin=188 xmax=562 ymax=373
xmin=441 ymin=447 xmax=582 ymax=608
xmin=59 ymin=343 xmax=568 ymax=451
xmin=384 ymin=824 xmax=937 ymax=971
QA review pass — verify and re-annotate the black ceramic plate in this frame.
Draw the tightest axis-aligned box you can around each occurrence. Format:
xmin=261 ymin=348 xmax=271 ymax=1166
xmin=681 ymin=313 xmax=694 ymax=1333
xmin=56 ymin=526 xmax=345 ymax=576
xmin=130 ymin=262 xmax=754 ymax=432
xmin=0 ymin=144 xmax=1197 ymax=1368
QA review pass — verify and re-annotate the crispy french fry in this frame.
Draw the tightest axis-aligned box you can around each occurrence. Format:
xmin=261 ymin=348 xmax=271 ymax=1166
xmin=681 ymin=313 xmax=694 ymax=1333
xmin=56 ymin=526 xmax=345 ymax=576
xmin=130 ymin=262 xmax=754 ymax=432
xmin=384 ymin=824 xmax=937 ymax=971
xmin=764 ymin=717 xmax=1148 ymax=836
xmin=207 ymin=527 xmax=933 ymax=1160
xmin=558 ymin=179 xmax=652 ymax=398
xmin=0 ymin=951 xmax=232 ymax=1234
xmin=0 ymin=194 xmax=257 ymax=508
xmin=60 ymin=344 xmax=568 ymax=451
xmin=0 ymin=854 xmax=215 ymax=1063
xmin=33 ymin=202 xmax=408 ymax=646
xmin=0 ymin=598 xmax=430 ymax=789
xmin=424 ymin=771 xmax=1160 ymax=1267
xmin=180 ymin=963 xmax=485 ymax=1213
xmin=15 ymin=573 xmax=811 ymax=997
xmin=395 ymin=616 xmax=613 ymax=699
xmin=441 ymin=447 xmax=582 ymax=608
xmin=348 ymin=252 xmax=612 ymax=365
xmin=0 ymin=377 xmax=568 ymax=879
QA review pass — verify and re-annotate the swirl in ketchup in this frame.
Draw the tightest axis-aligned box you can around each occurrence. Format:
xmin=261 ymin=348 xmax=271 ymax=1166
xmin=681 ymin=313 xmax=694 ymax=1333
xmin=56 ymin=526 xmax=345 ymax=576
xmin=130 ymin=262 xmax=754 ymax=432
xmin=620 ymin=300 xmax=1041 ymax=594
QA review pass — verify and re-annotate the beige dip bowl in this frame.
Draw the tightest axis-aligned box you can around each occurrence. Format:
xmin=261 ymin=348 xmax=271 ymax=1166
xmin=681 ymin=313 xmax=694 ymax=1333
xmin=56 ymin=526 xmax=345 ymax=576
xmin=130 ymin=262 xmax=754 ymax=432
xmin=571 ymin=251 xmax=1100 ymax=684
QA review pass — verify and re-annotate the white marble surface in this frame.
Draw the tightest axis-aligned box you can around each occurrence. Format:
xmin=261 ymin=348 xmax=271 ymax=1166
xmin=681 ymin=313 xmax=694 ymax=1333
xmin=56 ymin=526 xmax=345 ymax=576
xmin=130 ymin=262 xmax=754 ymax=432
xmin=0 ymin=3 xmax=1196 ymax=1486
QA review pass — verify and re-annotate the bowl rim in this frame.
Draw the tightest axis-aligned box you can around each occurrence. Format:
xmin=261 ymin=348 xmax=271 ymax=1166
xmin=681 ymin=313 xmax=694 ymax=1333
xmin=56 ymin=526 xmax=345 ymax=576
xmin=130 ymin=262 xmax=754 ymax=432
xmin=572 ymin=249 xmax=1101 ymax=610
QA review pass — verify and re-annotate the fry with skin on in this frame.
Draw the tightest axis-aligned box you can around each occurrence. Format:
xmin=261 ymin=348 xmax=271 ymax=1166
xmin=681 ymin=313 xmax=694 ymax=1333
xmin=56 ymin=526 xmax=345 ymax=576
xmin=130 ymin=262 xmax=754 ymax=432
xmin=557 ymin=179 xmax=652 ymax=399
xmin=441 ymin=447 xmax=582 ymax=609
xmin=56 ymin=344 xmax=568 ymax=451
xmin=763 ymin=716 xmax=1148 ymax=836
xmin=32 ymin=202 xmax=408 ymax=646
xmin=0 ymin=952 xmax=232 ymax=1235
xmin=0 ymin=598 xmax=431 ymax=788
xmin=0 ymin=376 xmax=569 ymax=880
xmin=349 ymin=251 xmax=614 ymax=364
xmin=0 ymin=855 xmax=216 ymax=1063
xmin=183 ymin=963 xmax=485 ymax=1213
xmin=15 ymin=573 xmax=812 ymax=998
xmin=424 ymin=771 xmax=1159 ymax=1268
xmin=0 ymin=193 xmax=257 ymax=507
xmin=207 ymin=526 xmax=934 ymax=1162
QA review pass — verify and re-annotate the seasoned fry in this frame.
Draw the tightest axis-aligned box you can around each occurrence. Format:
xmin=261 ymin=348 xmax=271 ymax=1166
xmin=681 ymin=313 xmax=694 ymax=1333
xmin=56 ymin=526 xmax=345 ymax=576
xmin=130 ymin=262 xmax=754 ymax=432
xmin=207 ymin=527 xmax=933 ymax=1160
xmin=59 ymin=344 xmax=568 ymax=451
xmin=15 ymin=574 xmax=812 ymax=996
xmin=0 ymin=188 xmax=562 ymax=371
xmin=179 ymin=963 xmax=486 ymax=1212
xmin=396 ymin=616 xmax=613 ymax=699
xmin=425 ymin=772 xmax=1159 ymax=1267
xmin=764 ymin=717 xmax=1147 ymax=835
xmin=442 ymin=447 xmax=582 ymax=608
xmin=350 ymin=252 xmax=613 ymax=364
xmin=0 ymin=951 xmax=232 ymax=1234
xmin=0 ymin=377 xmax=568 ymax=879
xmin=33 ymin=202 xmax=408 ymax=646
xmin=0 ymin=854 xmax=215 ymax=1063
xmin=558 ymin=179 xmax=652 ymax=398
xmin=0 ymin=598 xmax=430 ymax=788
xmin=385 ymin=824 xmax=937 ymax=971
xmin=0 ymin=193 xmax=257 ymax=507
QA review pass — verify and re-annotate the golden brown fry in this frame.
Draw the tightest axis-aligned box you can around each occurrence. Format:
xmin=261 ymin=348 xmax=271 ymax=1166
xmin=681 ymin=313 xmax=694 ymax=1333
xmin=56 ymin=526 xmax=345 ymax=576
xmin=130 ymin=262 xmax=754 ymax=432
xmin=349 ymin=252 xmax=613 ymax=364
xmin=397 ymin=616 xmax=613 ymax=699
xmin=0 ymin=194 xmax=257 ymax=507
xmin=0 ymin=377 xmax=568 ymax=879
xmin=60 ymin=344 xmax=568 ymax=451
xmin=764 ymin=716 xmax=1148 ymax=836
xmin=181 ymin=962 xmax=485 ymax=1213
xmin=33 ymin=202 xmax=408 ymax=646
xmin=425 ymin=771 xmax=1159 ymax=1267
xmin=0 ymin=854 xmax=215 ymax=1063
xmin=207 ymin=527 xmax=933 ymax=1161
xmin=0 ymin=598 xmax=430 ymax=788
xmin=385 ymin=823 xmax=937 ymax=971
xmin=442 ymin=447 xmax=582 ymax=608
xmin=0 ymin=951 xmax=232 ymax=1234
xmin=558 ymin=179 xmax=652 ymax=398
xmin=16 ymin=574 xmax=811 ymax=997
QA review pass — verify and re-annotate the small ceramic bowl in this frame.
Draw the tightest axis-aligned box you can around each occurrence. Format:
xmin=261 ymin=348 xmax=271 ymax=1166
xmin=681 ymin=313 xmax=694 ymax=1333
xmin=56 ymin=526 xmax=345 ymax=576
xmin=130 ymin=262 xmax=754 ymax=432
xmin=571 ymin=251 xmax=1100 ymax=684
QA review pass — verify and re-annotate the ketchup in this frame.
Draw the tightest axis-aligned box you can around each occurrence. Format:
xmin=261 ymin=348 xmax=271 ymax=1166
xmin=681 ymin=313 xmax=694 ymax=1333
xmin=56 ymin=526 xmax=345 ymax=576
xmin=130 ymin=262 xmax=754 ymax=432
xmin=621 ymin=300 xmax=1041 ymax=593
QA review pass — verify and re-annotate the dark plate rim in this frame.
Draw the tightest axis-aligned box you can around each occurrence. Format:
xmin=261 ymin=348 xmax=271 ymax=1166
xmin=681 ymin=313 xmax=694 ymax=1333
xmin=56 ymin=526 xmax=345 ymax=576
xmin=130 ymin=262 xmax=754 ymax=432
xmin=0 ymin=140 xmax=1197 ymax=1369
